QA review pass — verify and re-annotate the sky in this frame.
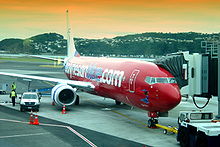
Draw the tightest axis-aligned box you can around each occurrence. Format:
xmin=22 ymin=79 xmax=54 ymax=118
xmin=0 ymin=0 xmax=220 ymax=41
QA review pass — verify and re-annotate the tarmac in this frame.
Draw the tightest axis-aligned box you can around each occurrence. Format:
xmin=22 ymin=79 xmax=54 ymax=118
xmin=0 ymin=103 xmax=147 ymax=147
xmin=0 ymin=58 xmax=219 ymax=147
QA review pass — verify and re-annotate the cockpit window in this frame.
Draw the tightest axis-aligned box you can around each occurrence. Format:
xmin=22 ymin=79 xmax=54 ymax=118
xmin=168 ymin=78 xmax=177 ymax=83
xmin=145 ymin=77 xmax=177 ymax=84
xmin=156 ymin=78 xmax=168 ymax=83
xmin=151 ymin=77 xmax=156 ymax=84
xmin=145 ymin=77 xmax=151 ymax=83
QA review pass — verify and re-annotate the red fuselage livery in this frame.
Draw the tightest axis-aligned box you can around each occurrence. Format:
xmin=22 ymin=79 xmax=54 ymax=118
xmin=64 ymin=57 xmax=181 ymax=113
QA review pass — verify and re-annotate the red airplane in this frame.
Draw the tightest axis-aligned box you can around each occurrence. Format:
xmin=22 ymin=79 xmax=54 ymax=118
xmin=0 ymin=10 xmax=181 ymax=127
xmin=64 ymin=56 xmax=181 ymax=127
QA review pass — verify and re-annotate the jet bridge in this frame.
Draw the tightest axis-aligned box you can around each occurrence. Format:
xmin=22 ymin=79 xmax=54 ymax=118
xmin=154 ymin=51 xmax=218 ymax=99
xmin=153 ymin=52 xmax=188 ymax=89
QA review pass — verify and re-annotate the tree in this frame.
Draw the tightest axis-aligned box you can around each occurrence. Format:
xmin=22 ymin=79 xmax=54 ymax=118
xmin=23 ymin=39 xmax=34 ymax=54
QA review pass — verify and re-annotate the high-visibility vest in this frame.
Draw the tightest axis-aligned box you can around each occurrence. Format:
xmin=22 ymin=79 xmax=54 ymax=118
xmin=11 ymin=91 xmax=16 ymax=97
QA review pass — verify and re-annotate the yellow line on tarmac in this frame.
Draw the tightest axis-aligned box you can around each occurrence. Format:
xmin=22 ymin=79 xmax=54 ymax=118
xmin=111 ymin=110 xmax=147 ymax=127
xmin=43 ymin=81 xmax=55 ymax=87
xmin=83 ymin=99 xmax=105 ymax=107
xmin=39 ymin=65 xmax=63 ymax=68
xmin=84 ymin=98 xmax=147 ymax=128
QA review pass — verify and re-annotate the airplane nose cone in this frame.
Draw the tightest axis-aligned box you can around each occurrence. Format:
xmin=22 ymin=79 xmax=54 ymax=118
xmin=164 ymin=85 xmax=181 ymax=109
xmin=151 ymin=84 xmax=181 ymax=112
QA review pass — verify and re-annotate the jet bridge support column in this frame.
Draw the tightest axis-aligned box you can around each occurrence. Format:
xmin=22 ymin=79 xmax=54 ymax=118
xmin=217 ymin=43 xmax=220 ymax=118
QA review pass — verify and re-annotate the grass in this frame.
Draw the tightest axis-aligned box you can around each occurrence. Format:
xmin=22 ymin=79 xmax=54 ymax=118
xmin=0 ymin=57 xmax=55 ymax=63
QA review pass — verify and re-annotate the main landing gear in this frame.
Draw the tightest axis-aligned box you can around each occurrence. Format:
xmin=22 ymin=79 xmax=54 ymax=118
xmin=147 ymin=112 xmax=159 ymax=128
xmin=115 ymin=100 xmax=121 ymax=105
xmin=75 ymin=95 xmax=80 ymax=105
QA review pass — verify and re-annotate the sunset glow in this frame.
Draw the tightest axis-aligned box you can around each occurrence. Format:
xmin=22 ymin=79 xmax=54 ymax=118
xmin=0 ymin=0 xmax=219 ymax=40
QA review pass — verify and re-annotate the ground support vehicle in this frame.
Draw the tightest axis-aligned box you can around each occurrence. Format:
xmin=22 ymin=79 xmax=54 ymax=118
xmin=177 ymin=111 xmax=220 ymax=147
xmin=20 ymin=92 xmax=41 ymax=112
xmin=0 ymin=83 xmax=8 ymax=94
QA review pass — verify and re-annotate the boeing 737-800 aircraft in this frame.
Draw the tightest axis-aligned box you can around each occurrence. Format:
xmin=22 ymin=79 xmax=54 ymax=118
xmin=0 ymin=10 xmax=181 ymax=127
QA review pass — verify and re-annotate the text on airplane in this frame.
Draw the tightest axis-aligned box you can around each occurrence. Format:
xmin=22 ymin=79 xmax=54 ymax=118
xmin=65 ymin=62 xmax=125 ymax=87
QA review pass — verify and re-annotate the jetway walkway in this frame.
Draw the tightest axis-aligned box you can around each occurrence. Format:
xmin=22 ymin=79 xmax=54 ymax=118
xmin=154 ymin=53 xmax=188 ymax=88
xmin=154 ymin=51 xmax=218 ymax=99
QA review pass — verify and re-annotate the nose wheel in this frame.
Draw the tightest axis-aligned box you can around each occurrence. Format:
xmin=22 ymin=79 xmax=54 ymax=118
xmin=147 ymin=111 xmax=159 ymax=128
xmin=148 ymin=118 xmax=158 ymax=128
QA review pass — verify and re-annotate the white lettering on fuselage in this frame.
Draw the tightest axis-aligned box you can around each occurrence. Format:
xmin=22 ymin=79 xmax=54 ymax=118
xmin=100 ymin=69 xmax=124 ymax=87
xmin=65 ymin=62 xmax=124 ymax=87
xmin=64 ymin=62 xmax=89 ymax=79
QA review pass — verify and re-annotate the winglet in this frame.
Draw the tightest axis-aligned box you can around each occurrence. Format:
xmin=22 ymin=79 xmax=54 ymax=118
xmin=66 ymin=10 xmax=80 ymax=57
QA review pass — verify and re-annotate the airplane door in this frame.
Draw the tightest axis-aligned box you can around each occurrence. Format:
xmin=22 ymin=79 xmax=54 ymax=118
xmin=129 ymin=69 xmax=140 ymax=93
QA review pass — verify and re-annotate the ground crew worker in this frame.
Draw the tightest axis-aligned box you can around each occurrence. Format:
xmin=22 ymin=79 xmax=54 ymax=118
xmin=11 ymin=82 xmax=16 ymax=91
xmin=10 ymin=90 xmax=17 ymax=106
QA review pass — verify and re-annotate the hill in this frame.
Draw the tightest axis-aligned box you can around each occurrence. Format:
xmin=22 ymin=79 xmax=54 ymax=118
xmin=0 ymin=32 xmax=219 ymax=57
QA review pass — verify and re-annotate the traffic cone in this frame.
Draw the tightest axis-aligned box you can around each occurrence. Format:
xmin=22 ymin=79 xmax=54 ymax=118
xmin=62 ymin=105 xmax=66 ymax=114
xmin=32 ymin=114 xmax=39 ymax=125
xmin=29 ymin=111 xmax=34 ymax=125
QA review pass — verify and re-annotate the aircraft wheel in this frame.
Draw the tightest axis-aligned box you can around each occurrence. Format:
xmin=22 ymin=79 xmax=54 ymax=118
xmin=75 ymin=95 xmax=80 ymax=105
xmin=115 ymin=100 xmax=121 ymax=105
xmin=196 ymin=132 xmax=208 ymax=147
xmin=178 ymin=127 xmax=189 ymax=147
xmin=148 ymin=119 xmax=153 ymax=128
xmin=148 ymin=118 xmax=158 ymax=128
xmin=20 ymin=107 xmax=24 ymax=112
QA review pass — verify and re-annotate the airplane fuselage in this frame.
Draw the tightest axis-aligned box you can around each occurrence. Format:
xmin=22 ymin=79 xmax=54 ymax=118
xmin=64 ymin=57 xmax=181 ymax=113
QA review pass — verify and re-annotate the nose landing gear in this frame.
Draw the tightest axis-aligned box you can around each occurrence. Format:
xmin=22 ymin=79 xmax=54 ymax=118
xmin=148 ymin=118 xmax=158 ymax=128
xmin=147 ymin=111 xmax=158 ymax=128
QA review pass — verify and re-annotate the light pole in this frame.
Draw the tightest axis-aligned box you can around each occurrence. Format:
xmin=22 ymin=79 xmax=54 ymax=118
xmin=218 ymin=40 xmax=220 ymax=118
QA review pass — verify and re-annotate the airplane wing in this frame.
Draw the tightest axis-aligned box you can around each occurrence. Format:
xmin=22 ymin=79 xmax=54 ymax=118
xmin=0 ymin=72 xmax=95 ymax=91
xmin=29 ymin=55 xmax=65 ymax=62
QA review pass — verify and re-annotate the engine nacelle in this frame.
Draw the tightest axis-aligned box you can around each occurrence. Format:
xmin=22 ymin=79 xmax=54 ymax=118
xmin=51 ymin=84 xmax=77 ymax=106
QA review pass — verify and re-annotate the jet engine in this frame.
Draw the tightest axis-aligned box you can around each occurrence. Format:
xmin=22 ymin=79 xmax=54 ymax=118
xmin=51 ymin=84 xmax=77 ymax=106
